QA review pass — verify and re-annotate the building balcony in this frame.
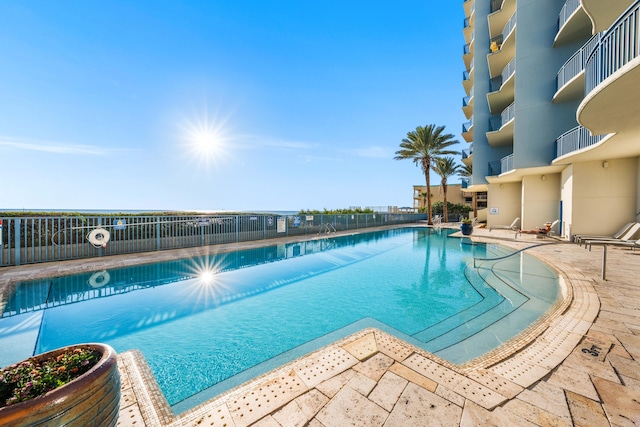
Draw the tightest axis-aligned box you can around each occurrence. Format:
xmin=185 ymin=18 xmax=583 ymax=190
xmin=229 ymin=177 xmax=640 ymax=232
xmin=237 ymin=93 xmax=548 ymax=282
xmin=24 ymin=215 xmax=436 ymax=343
xmin=578 ymin=1 xmax=640 ymax=136
xmin=554 ymin=0 xmax=592 ymax=46
xmin=463 ymin=42 xmax=474 ymax=70
xmin=463 ymin=0 xmax=475 ymax=18
xmin=582 ymin=0 xmax=636 ymax=33
xmin=486 ymin=102 xmax=514 ymax=147
xmin=463 ymin=14 xmax=475 ymax=44
xmin=487 ymin=58 xmax=515 ymax=113
xmin=555 ymin=125 xmax=607 ymax=158
xmin=462 ymin=59 xmax=475 ymax=95
xmin=462 ymin=95 xmax=474 ymax=119
xmin=554 ymin=33 xmax=602 ymax=102
xmin=462 ymin=120 xmax=473 ymax=143
xmin=501 ymin=153 xmax=514 ymax=174
xmin=488 ymin=0 xmax=516 ymax=39
xmin=487 ymin=11 xmax=516 ymax=78
xmin=462 ymin=146 xmax=473 ymax=166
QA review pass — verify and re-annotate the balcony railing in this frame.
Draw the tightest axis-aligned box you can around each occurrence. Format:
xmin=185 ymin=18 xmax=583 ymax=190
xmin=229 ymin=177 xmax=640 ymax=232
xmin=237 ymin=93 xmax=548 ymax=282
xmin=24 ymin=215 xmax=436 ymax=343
xmin=488 ymin=161 xmax=502 ymax=176
xmin=503 ymin=11 xmax=517 ymax=40
xmin=557 ymin=33 xmax=602 ymax=90
xmin=502 ymin=57 xmax=516 ymax=82
xmin=462 ymin=120 xmax=473 ymax=133
xmin=585 ymin=1 xmax=640 ymax=95
xmin=462 ymin=145 xmax=473 ymax=159
xmin=464 ymin=17 xmax=470 ymax=29
xmin=502 ymin=102 xmax=515 ymax=124
xmin=501 ymin=153 xmax=514 ymax=173
xmin=558 ymin=0 xmax=581 ymax=32
xmin=463 ymin=96 xmax=471 ymax=107
xmin=463 ymin=70 xmax=470 ymax=80
xmin=461 ymin=178 xmax=471 ymax=189
xmin=491 ymin=0 xmax=503 ymax=13
xmin=464 ymin=43 xmax=471 ymax=55
xmin=556 ymin=126 xmax=606 ymax=157
xmin=488 ymin=102 xmax=514 ymax=131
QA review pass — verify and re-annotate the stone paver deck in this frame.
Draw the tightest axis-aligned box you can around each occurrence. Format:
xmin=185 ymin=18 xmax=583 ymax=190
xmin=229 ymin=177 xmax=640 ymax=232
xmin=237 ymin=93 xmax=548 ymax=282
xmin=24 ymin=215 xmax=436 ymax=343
xmin=2 ymin=225 xmax=640 ymax=426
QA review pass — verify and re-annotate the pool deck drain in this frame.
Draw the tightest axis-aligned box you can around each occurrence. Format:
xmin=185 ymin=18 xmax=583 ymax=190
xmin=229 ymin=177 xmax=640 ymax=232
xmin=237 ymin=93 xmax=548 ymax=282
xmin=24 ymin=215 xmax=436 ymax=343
xmin=2 ymin=225 xmax=640 ymax=425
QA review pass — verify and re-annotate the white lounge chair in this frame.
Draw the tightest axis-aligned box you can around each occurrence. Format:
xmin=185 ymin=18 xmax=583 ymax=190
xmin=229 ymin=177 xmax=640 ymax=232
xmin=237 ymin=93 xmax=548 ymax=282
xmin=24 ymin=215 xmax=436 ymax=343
xmin=583 ymin=223 xmax=640 ymax=250
xmin=573 ymin=222 xmax=636 ymax=244
xmin=489 ymin=217 xmax=520 ymax=232
xmin=586 ymin=238 xmax=640 ymax=251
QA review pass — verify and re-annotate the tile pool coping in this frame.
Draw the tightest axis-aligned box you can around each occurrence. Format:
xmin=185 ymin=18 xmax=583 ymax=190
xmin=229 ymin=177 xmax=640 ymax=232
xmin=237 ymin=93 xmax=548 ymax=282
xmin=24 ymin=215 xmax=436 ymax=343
xmin=0 ymin=225 xmax=614 ymax=425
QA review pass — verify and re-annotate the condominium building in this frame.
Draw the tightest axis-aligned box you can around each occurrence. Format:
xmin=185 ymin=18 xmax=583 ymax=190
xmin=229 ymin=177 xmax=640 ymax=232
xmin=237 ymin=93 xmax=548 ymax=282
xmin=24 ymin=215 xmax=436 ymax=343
xmin=462 ymin=0 xmax=640 ymax=238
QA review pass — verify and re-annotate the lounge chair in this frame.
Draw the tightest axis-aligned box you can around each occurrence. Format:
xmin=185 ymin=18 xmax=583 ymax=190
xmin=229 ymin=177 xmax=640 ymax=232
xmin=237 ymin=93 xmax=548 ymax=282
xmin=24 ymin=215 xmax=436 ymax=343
xmin=573 ymin=222 xmax=636 ymax=244
xmin=516 ymin=219 xmax=559 ymax=239
xmin=583 ymin=223 xmax=640 ymax=250
xmin=489 ymin=217 xmax=520 ymax=232
xmin=585 ymin=238 xmax=640 ymax=251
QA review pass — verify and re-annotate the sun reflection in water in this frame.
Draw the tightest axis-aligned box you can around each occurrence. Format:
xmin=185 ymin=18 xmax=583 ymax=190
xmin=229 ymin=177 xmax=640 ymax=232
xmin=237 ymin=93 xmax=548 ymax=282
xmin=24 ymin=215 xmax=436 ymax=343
xmin=183 ymin=256 xmax=232 ymax=309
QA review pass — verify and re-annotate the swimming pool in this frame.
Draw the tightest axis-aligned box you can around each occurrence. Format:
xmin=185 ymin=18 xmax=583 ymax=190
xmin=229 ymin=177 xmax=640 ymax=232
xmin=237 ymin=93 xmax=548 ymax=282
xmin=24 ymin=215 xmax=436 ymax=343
xmin=0 ymin=227 xmax=559 ymax=414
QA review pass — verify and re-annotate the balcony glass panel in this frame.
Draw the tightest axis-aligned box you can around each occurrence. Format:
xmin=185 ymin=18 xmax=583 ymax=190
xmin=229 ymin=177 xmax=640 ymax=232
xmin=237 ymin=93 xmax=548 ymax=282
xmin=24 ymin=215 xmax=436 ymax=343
xmin=490 ymin=76 xmax=503 ymax=92
xmin=462 ymin=120 xmax=473 ymax=133
xmin=491 ymin=0 xmax=503 ymax=13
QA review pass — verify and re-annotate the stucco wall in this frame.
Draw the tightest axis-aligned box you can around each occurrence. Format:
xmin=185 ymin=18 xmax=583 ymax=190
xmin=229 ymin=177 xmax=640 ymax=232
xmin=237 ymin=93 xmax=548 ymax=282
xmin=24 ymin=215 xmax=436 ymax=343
xmin=521 ymin=174 xmax=561 ymax=230
xmin=487 ymin=182 xmax=521 ymax=227
xmin=569 ymin=159 xmax=637 ymax=237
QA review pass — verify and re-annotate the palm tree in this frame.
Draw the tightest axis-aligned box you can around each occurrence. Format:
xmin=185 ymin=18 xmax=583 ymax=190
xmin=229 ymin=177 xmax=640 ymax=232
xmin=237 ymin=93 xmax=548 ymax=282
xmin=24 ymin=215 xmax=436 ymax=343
xmin=458 ymin=163 xmax=477 ymax=219
xmin=432 ymin=157 xmax=461 ymax=222
xmin=395 ymin=124 xmax=459 ymax=224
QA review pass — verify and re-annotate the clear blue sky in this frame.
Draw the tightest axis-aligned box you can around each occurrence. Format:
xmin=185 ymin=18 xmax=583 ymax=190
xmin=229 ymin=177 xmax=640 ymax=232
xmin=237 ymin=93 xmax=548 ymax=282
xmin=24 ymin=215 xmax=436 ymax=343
xmin=0 ymin=1 xmax=465 ymax=212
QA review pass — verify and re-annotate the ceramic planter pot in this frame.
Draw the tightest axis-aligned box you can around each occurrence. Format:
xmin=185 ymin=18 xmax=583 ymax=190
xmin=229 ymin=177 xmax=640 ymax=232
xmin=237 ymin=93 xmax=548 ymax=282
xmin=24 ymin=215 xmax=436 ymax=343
xmin=0 ymin=343 xmax=120 ymax=427
xmin=460 ymin=223 xmax=473 ymax=236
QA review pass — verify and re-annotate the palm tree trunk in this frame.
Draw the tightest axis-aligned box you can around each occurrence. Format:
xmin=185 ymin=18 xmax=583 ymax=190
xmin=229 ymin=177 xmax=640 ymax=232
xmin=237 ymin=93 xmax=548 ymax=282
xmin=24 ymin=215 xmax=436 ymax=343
xmin=424 ymin=160 xmax=433 ymax=225
xmin=443 ymin=184 xmax=448 ymax=222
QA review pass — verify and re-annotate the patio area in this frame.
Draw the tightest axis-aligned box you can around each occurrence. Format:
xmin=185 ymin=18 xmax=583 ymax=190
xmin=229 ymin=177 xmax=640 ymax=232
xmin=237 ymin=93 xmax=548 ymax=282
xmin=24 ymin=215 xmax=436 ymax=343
xmin=2 ymin=225 xmax=640 ymax=426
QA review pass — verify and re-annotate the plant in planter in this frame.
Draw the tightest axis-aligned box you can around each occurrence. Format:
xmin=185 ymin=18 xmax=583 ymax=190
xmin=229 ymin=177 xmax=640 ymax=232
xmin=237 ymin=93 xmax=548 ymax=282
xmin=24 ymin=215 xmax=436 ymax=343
xmin=0 ymin=343 xmax=120 ymax=427
xmin=460 ymin=218 xmax=474 ymax=235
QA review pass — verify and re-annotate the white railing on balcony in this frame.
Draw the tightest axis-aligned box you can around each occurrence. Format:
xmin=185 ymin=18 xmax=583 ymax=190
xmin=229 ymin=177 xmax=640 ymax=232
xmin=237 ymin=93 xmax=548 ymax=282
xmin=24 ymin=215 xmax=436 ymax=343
xmin=585 ymin=1 xmax=640 ymax=94
xmin=503 ymin=11 xmax=517 ymax=40
xmin=557 ymin=33 xmax=603 ymax=90
xmin=502 ymin=57 xmax=516 ymax=83
xmin=501 ymin=102 xmax=515 ymax=125
xmin=462 ymin=120 xmax=473 ymax=133
xmin=556 ymin=126 xmax=606 ymax=157
xmin=463 ymin=96 xmax=472 ymax=107
xmin=558 ymin=0 xmax=581 ymax=32
xmin=501 ymin=153 xmax=514 ymax=173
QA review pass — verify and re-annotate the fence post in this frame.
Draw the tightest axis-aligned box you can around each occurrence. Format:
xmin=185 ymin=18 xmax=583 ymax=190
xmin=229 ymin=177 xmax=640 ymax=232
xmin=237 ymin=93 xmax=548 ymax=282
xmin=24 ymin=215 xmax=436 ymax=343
xmin=15 ymin=218 xmax=21 ymax=266
xmin=235 ymin=216 xmax=239 ymax=242
xmin=156 ymin=222 xmax=161 ymax=250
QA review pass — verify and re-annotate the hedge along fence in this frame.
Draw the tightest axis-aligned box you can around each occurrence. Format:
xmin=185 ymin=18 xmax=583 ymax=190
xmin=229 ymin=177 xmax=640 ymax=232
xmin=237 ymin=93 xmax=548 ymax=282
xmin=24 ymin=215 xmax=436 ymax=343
xmin=0 ymin=213 xmax=427 ymax=267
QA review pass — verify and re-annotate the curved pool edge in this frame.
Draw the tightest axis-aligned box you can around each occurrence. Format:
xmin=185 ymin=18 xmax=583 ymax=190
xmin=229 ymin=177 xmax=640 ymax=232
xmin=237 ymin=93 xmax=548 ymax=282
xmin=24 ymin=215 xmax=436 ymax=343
xmin=114 ymin=239 xmax=599 ymax=426
xmin=0 ymin=224 xmax=603 ymax=425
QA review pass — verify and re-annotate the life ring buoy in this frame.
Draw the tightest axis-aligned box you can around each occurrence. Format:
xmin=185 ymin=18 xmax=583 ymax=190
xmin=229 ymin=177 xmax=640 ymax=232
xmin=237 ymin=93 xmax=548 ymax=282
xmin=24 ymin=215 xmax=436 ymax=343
xmin=88 ymin=228 xmax=111 ymax=247
xmin=88 ymin=270 xmax=111 ymax=288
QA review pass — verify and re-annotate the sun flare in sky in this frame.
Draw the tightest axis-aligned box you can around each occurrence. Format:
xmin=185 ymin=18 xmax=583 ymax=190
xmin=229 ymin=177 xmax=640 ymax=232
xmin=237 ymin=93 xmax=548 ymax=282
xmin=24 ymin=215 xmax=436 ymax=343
xmin=181 ymin=111 xmax=235 ymax=170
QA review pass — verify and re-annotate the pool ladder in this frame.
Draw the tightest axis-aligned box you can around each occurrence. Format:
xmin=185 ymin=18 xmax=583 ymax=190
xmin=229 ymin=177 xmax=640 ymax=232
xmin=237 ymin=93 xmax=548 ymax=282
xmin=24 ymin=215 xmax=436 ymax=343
xmin=318 ymin=223 xmax=337 ymax=234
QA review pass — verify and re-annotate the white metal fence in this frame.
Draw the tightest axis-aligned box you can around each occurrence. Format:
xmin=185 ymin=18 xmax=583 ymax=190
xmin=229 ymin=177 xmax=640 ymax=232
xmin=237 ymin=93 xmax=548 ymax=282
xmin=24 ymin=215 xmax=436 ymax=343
xmin=0 ymin=213 xmax=427 ymax=267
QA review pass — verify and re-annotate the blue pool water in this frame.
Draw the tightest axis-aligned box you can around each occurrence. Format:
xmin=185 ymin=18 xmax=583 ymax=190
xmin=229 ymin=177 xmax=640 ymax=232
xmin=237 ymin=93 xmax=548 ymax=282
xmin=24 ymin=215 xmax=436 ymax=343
xmin=0 ymin=228 xmax=559 ymax=413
